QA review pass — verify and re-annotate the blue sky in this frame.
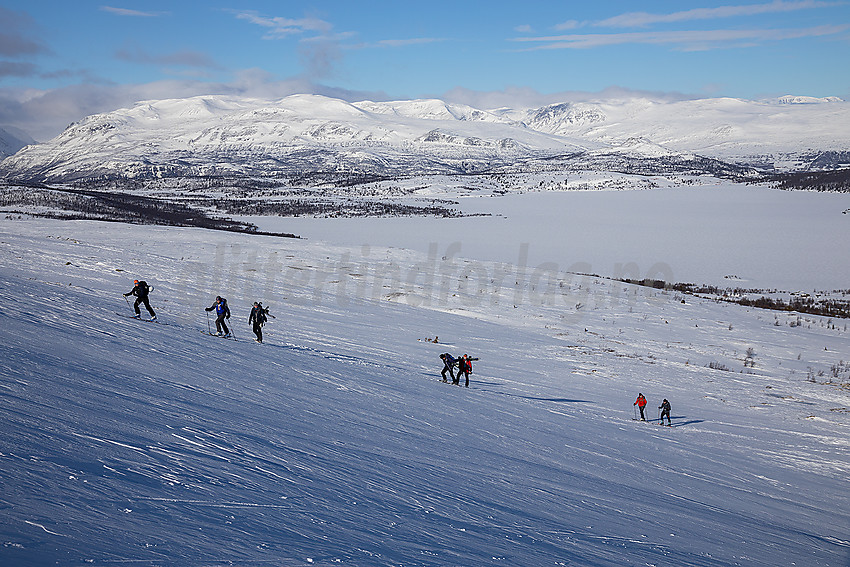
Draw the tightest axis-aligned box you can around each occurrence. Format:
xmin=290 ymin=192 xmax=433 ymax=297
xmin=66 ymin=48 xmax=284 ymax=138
xmin=2 ymin=0 xmax=849 ymax=140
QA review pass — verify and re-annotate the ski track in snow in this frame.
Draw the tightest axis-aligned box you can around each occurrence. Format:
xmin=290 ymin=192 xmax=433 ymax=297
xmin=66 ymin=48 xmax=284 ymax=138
xmin=0 ymin=218 xmax=848 ymax=566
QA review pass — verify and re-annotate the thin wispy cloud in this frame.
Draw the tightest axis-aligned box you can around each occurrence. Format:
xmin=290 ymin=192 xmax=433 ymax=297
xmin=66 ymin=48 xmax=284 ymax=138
xmin=513 ymin=24 xmax=849 ymax=51
xmin=597 ymin=0 xmax=844 ymax=28
xmin=234 ymin=11 xmax=334 ymax=40
xmin=554 ymin=20 xmax=582 ymax=31
xmin=100 ymin=6 xmax=163 ymax=18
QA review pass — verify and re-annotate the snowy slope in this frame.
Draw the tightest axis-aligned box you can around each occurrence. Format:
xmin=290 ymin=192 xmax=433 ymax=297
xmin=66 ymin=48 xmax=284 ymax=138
xmin=1 ymin=217 xmax=849 ymax=565
xmin=1 ymin=93 xmax=848 ymax=183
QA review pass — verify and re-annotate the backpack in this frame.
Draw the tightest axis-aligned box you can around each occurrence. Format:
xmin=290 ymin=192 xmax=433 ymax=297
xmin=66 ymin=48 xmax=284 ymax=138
xmin=137 ymin=281 xmax=150 ymax=295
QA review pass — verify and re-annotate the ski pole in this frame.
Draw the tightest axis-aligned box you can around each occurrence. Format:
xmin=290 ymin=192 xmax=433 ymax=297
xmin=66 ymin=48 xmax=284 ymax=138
xmin=206 ymin=310 xmax=211 ymax=334
xmin=634 ymin=405 xmax=637 ymax=420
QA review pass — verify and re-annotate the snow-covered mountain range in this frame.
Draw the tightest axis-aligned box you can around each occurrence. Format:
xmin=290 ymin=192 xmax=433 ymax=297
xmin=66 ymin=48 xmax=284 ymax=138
xmin=1 ymin=94 xmax=848 ymax=184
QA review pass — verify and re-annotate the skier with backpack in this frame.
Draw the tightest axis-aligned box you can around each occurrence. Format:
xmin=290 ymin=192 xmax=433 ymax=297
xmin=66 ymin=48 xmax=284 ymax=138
xmin=123 ymin=279 xmax=156 ymax=320
xmin=456 ymin=354 xmax=479 ymax=388
xmin=205 ymin=296 xmax=231 ymax=336
xmin=248 ymin=301 xmax=270 ymax=343
xmin=659 ymin=399 xmax=672 ymax=426
xmin=439 ymin=353 xmax=457 ymax=382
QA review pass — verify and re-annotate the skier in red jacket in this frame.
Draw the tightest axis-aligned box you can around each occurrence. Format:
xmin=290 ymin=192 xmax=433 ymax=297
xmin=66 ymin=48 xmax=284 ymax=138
xmin=634 ymin=393 xmax=648 ymax=421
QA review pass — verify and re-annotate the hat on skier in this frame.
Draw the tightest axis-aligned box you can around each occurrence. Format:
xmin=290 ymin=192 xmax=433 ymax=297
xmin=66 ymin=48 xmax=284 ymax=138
xmin=134 ymin=279 xmax=139 ymax=284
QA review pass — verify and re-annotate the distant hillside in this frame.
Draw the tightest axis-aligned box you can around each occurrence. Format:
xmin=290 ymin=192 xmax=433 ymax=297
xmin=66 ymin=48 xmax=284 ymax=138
xmin=0 ymin=94 xmax=847 ymax=184
xmin=0 ymin=126 xmax=34 ymax=160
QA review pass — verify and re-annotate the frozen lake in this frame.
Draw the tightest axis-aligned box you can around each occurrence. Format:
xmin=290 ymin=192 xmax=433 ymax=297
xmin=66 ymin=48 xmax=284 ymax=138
xmin=255 ymin=183 xmax=850 ymax=291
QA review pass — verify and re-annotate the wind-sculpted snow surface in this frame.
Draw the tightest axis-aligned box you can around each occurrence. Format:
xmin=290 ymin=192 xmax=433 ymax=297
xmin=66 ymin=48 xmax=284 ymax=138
xmin=1 ymin=219 xmax=849 ymax=565
xmin=1 ymin=94 xmax=847 ymax=183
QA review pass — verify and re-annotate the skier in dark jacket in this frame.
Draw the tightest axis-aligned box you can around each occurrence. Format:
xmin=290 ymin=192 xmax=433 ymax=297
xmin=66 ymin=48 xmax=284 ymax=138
xmin=439 ymin=353 xmax=456 ymax=382
xmin=123 ymin=279 xmax=156 ymax=320
xmin=248 ymin=302 xmax=269 ymax=343
xmin=659 ymin=399 xmax=672 ymax=426
xmin=205 ymin=296 xmax=231 ymax=336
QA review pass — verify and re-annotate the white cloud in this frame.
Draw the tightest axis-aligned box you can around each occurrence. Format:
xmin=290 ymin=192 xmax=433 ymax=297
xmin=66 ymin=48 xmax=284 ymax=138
xmin=554 ymin=20 xmax=582 ymax=31
xmin=596 ymin=1 xmax=845 ymax=28
xmin=100 ymin=6 xmax=163 ymax=17
xmin=512 ymin=24 xmax=849 ymax=50
xmin=234 ymin=11 xmax=333 ymax=40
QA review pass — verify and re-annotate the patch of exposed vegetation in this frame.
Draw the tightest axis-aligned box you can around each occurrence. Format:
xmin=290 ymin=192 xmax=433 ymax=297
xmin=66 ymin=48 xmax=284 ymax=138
xmin=619 ymin=277 xmax=850 ymax=319
xmin=0 ymin=183 xmax=299 ymax=238
xmin=770 ymin=167 xmax=850 ymax=192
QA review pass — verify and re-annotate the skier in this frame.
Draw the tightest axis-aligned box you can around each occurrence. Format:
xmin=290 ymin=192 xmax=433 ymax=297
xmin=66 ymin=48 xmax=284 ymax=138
xmin=659 ymin=399 xmax=672 ymax=426
xmin=457 ymin=354 xmax=479 ymax=388
xmin=205 ymin=296 xmax=231 ymax=336
xmin=123 ymin=279 xmax=156 ymax=320
xmin=248 ymin=301 xmax=269 ymax=343
xmin=439 ymin=353 xmax=457 ymax=382
xmin=634 ymin=393 xmax=648 ymax=421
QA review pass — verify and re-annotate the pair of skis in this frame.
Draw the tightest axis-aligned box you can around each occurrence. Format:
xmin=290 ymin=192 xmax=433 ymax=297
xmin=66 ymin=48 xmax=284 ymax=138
xmin=120 ymin=312 xmax=262 ymax=344
xmin=117 ymin=312 xmax=159 ymax=323
xmin=632 ymin=417 xmax=673 ymax=426
xmin=200 ymin=330 xmax=237 ymax=341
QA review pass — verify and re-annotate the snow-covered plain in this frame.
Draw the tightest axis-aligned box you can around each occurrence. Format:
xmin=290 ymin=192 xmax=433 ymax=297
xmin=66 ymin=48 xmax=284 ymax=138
xmin=245 ymin=181 xmax=850 ymax=291
xmin=1 ymin=214 xmax=849 ymax=566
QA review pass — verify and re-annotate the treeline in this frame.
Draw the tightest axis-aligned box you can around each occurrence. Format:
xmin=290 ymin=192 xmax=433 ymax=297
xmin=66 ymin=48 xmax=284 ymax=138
xmin=734 ymin=295 xmax=850 ymax=318
xmin=0 ymin=184 xmax=299 ymax=238
xmin=770 ymin=168 xmax=850 ymax=192
xmin=620 ymin=278 xmax=850 ymax=319
xmin=179 ymin=197 xmax=463 ymax=218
